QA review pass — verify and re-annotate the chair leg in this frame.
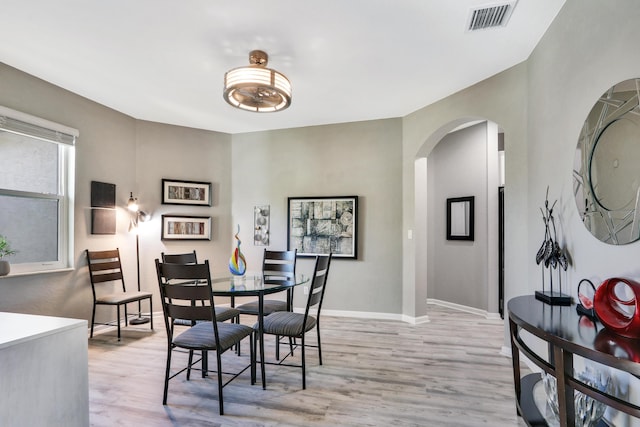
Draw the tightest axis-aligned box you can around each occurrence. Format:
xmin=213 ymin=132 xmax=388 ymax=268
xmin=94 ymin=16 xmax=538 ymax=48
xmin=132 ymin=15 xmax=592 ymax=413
xmin=116 ymin=305 xmax=121 ymax=341
xmin=149 ymin=297 xmax=154 ymax=331
xmin=202 ymin=351 xmax=208 ymax=378
xmin=187 ymin=350 xmax=194 ymax=380
xmin=216 ymin=351 xmax=224 ymax=416
xmin=316 ymin=323 xmax=323 ymax=365
xmin=163 ymin=345 xmax=173 ymax=405
xmin=124 ymin=304 xmax=129 ymax=326
xmin=250 ymin=332 xmax=256 ymax=385
xmin=90 ymin=304 xmax=96 ymax=338
xmin=254 ymin=331 xmax=265 ymax=389
xmin=275 ymin=334 xmax=280 ymax=360
xmin=236 ymin=317 xmax=241 ymax=356
xmin=301 ymin=335 xmax=306 ymax=390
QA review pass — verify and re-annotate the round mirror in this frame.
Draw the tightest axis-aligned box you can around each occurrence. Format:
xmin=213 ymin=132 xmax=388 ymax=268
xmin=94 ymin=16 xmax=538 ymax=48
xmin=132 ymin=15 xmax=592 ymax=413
xmin=574 ymin=78 xmax=640 ymax=245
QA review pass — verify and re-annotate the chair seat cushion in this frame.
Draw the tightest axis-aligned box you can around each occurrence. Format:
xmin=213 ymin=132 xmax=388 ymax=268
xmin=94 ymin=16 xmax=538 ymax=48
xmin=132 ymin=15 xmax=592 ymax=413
xmin=96 ymin=291 xmax=152 ymax=305
xmin=236 ymin=299 xmax=287 ymax=315
xmin=173 ymin=307 xmax=239 ymax=327
xmin=256 ymin=312 xmax=316 ymax=337
xmin=173 ymin=321 xmax=252 ymax=352
xmin=214 ymin=306 xmax=240 ymax=322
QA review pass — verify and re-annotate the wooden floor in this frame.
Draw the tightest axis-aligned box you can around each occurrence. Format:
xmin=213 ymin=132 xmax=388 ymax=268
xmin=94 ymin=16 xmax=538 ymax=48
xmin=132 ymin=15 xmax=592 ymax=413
xmin=88 ymin=305 xmax=527 ymax=426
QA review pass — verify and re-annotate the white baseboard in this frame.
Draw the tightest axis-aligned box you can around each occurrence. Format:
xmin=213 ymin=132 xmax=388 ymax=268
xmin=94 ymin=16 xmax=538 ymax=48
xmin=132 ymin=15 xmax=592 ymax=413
xmin=292 ymin=307 xmax=430 ymax=324
xmin=427 ymin=298 xmax=502 ymax=322
xmin=500 ymin=345 xmax=511 ymax=358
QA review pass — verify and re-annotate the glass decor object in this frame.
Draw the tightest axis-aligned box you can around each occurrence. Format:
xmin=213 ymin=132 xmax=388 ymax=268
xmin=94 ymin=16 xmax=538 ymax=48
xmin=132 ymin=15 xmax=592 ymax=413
xmin=577 ymin=278 xmax=597 ymax=319
xmin=229 ymin=225 xmax=247 ymax=276
xmin=542 ymin=367 xmax=612 ymax=427
xmin=594 ymin=277 xmax=640 ymax=338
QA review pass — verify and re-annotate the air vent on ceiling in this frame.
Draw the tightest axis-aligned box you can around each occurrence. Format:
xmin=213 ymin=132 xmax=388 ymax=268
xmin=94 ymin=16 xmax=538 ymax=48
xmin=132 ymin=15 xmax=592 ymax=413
xmin=467 ymin=1 xmax=517 ymax=31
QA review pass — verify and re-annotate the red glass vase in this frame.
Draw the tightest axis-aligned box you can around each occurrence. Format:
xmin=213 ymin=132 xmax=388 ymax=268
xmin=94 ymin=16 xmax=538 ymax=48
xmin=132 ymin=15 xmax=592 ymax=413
xmin=594 ymin=277 xmax=640 ymax=339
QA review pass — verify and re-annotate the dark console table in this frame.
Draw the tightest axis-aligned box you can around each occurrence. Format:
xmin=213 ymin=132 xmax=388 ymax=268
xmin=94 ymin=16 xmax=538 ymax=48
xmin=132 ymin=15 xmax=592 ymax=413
xmin=508 ymin=295 xmax=640 ymax=427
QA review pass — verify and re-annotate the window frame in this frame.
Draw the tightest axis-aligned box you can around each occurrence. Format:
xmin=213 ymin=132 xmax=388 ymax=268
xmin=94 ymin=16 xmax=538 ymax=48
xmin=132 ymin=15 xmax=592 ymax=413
xmin=0 ymin=106 xmax=77 ymax=275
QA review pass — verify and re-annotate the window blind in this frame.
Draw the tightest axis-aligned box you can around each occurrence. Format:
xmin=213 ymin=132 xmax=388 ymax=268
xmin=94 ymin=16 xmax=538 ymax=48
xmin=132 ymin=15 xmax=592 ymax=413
xmin=0 ymin=105 xmax=78 ymax=145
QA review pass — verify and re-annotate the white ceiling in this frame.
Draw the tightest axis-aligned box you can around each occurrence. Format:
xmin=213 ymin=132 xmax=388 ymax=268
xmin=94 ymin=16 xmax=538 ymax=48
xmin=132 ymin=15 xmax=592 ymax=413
xmin=1 ymin=0 xmax=565 ymax=135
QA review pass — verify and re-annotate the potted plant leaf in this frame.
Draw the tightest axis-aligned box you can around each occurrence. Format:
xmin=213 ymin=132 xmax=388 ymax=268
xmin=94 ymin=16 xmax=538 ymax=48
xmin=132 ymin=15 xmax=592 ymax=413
xmin=0 ymin=235 xmax=17 ymax=276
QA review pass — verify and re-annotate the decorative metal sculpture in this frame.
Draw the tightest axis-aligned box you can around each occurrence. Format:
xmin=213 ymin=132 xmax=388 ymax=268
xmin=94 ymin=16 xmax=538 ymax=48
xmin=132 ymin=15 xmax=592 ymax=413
xmin=535 ymin=187 xmax=570 ymax=305
xmin=228 ymin=225 xmax=247 ymax=276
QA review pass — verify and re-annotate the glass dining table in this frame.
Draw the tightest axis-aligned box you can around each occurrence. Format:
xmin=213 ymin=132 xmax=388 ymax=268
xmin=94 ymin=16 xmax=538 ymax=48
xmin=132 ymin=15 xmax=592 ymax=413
xmin=210 ymin=274 xmax=310 ymax=388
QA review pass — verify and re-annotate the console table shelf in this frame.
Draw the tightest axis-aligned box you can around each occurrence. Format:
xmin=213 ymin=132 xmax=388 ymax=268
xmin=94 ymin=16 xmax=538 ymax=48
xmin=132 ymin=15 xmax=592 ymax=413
xmin=508 ymin=295 xmax=640 ymax=427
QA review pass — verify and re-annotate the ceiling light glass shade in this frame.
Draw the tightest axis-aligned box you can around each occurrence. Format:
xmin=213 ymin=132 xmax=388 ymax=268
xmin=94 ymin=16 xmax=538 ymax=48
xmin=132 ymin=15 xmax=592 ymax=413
xmin=223 ymin=50 xmax=291 ymax=113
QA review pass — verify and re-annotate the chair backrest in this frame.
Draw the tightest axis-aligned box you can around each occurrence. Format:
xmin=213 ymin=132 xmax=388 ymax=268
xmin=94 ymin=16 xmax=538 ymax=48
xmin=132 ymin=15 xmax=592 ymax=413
xmin=86 ymin=249 xmax=127 ymax=299
xmin=303 ymin=254 xmax=332 ymax=319
xmin=161 ymin=250 xmax=198 ymax=265
xmin=262 ymin=249 xmax=296 ymax=283
xmin=155 ymin=259 xmax=221 ymax=341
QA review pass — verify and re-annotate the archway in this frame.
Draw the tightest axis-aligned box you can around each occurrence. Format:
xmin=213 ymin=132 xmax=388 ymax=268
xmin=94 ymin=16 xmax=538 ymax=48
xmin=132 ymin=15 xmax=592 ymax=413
xmin=414 ymin=118 xmax=503 ymax=318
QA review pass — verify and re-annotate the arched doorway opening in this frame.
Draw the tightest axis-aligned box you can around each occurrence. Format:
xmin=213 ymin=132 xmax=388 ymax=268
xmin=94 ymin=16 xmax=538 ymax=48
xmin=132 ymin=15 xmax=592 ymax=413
xmin=415 ymin=118 xmax=504 ymax=318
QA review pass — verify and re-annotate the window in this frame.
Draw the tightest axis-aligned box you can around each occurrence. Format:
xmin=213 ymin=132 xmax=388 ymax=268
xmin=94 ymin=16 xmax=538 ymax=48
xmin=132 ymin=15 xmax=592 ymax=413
xmin=0 ymin=106 xmax=77 ymax=274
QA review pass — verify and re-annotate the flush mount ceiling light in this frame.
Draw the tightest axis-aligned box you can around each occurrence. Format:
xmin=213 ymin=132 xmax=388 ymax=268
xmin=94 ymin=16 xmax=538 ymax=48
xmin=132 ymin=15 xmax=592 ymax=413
xmin=223 ymin=50 xmax=292 ymax=112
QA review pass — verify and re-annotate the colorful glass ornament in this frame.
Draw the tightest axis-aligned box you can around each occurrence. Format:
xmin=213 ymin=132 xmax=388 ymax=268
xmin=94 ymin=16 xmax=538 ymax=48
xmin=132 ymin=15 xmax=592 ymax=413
xmin=229 ymin=225 xmax=247 ymax=276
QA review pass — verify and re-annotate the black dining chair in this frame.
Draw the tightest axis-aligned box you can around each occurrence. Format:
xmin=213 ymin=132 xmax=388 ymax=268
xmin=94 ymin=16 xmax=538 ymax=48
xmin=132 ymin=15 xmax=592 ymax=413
xmin=155 ymin=259 xmax=255 ymax=416
xmin=86 ymin=248 xmax=153 ymax=341
xmin=161 ymin=251 xmax=239 ymax=324
xmin=254 ymin=253 xmax=331 ymax=389
xmin=234 ymin=249 xmax=297 ymax=316
xmin=233 ymin=249 xmax=296 ymax=356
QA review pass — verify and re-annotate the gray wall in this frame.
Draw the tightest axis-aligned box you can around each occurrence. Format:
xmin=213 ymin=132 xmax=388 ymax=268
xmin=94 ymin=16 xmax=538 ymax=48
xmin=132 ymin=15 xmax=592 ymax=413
xmin=0 ymin=62 xmax=404 ymax=322
xmin=0 ymin=63 xmax=233 ymax=322
xmin=427 ymin=123 xmax=490 ymax=309
xmin=230 ymin=120 xmax=404 ymax=315
xmin=403 ymin=0 xmax=640 ymax=327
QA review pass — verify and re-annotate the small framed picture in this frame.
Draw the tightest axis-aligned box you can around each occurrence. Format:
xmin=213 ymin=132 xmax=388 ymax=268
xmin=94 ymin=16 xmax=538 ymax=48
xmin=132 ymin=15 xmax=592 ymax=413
xmin=161 ymin=215 xmax=212 ymax=240
xmin=446 ymin=196 xmax=474 ymax=241
xmin=162 ymin=179 xmax=212 ymax=206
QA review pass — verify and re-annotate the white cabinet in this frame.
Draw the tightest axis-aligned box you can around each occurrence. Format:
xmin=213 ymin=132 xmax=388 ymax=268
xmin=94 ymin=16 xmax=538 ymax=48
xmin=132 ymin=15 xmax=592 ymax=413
xmin=0 ymin=312 xmax=89 ymax=426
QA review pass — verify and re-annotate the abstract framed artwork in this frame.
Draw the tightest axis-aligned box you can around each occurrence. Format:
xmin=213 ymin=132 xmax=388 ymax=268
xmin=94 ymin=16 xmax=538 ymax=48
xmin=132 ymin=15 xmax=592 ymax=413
xmin=162 ymin=179 xmax=212 ymax=206
xmin=288 ymin=196 xmax=358 ymax=259
xmin=254 ymin=205 xmax=270 ymax=246
xmin=446 ymin=196 xmax=474 ymax=241
xmin=161 ymin=215 xmax=211 ymax=240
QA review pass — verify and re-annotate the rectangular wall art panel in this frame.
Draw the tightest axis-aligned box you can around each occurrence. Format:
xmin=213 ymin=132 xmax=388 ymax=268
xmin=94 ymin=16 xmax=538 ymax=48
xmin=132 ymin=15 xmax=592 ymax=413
xmin=287 ymin=196 xmax=358 ymax=259
xmin=90 ymin=181 xmax=116 ymax=234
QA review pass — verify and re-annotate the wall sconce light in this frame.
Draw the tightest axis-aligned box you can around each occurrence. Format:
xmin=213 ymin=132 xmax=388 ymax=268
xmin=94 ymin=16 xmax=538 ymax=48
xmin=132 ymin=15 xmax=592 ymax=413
xmin=128 ymin=192 xmax=150 ymax=230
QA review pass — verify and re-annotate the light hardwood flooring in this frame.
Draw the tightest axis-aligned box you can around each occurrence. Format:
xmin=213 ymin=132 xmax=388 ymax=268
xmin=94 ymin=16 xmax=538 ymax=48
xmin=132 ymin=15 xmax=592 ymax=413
xmin=88 ymin=305 xmax=528 ymax=426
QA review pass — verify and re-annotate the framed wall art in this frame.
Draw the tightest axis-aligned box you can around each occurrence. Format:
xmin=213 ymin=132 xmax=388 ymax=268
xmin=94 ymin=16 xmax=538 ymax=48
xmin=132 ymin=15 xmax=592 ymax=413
xmin=161 ymin=215 xmax=211 ymax=240
xmin=446 ymin=196 xmax=474 ymax=241
xmin=254 ymin=205 xmax=270 ymax=246
xmin=90 ymin=181 xmax=116 ymax=234
xmin=162 ymin=179 xmax=212 ymax=206
xmin=288 ymin=196 xmax=358 ymax=259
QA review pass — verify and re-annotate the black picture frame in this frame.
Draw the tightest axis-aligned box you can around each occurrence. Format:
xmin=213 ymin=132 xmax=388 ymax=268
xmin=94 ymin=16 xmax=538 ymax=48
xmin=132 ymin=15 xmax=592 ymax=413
xmin=446 ymin=196 xmax=474 ymax=241
xmin=162 ymin=179 xmax=212 ymax=206
xmin=287 ymin=196 xmax=358 ymax=259
xmin=161 ymin=215 xmax=212 ymax=240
